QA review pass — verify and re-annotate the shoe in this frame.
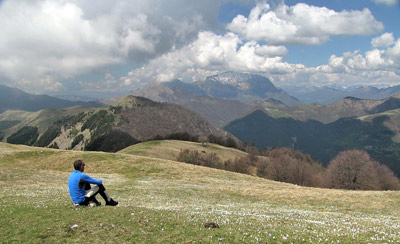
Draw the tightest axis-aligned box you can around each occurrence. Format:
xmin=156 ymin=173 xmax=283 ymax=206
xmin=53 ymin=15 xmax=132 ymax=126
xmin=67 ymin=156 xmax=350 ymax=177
xmin=89 ymin=201 xmax=101 ymax=207
xmin=106 ymin=199 xmax=118 ymax=206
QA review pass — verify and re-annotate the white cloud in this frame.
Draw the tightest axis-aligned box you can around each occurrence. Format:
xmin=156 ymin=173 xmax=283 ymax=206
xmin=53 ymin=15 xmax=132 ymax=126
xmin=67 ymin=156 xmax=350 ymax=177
xmin=0 ymin=0 xmax=229 ymax=93
xmin=125 ymin=31 xmax=298 ymax=84
xmin=0 ymin=0 xmax=398 ymax=95
xmin=372 ymin=0 xmax=399 ymax=6
xmin=227 ymin=2 xmax=384 ymax=45
xmin=371 ymin=33 xmax=395 ymax=47
xmin=274 ymin=37 xmax=400 ymax=88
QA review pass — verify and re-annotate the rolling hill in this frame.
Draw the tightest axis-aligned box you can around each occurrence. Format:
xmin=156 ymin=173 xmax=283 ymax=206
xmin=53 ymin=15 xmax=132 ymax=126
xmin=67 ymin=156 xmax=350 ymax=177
xmin=118 ymin=139 xmax=248 ymax=162
xmin=1 ymin=142 xmax=400 ymax=243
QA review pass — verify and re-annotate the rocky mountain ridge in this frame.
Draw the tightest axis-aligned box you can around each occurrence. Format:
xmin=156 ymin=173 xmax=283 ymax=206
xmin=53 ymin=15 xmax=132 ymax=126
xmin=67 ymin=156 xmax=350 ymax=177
xmin=0 ymin=96 xmax=231 ymax=152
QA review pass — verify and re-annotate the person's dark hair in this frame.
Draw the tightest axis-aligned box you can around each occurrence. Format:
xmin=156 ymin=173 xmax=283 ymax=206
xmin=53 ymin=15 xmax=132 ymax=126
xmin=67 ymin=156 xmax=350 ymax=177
xmin=73 ymin=159 xmax=85 ymax=170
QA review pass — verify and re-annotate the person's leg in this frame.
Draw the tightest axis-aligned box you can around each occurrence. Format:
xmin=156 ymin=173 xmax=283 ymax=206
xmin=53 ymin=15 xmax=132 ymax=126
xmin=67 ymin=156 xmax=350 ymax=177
xmin=82 ymin=180 xmax=101 ymax=205
xmin=84 ymin=185 xmax=101 ymax=205
xmin=85 ymin=184 xmax=118 ymax=206
xmin=97 ymin=184 xmax=118 ymax=206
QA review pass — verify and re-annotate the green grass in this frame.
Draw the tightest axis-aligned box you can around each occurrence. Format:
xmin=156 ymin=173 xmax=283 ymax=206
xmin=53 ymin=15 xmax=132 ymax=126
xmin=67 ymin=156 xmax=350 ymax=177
xmin=1 ymin=142 xmax=400 ymax=243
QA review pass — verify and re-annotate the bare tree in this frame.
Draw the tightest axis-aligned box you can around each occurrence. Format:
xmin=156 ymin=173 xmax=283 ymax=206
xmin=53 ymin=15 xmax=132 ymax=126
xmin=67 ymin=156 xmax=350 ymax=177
xmin=375 ymin=163 xmax=400 ymax=190
xmin=325 ymin=150 xmax=400 ymax=190
xmin=325 ymin=150 xmax=370 ymax=190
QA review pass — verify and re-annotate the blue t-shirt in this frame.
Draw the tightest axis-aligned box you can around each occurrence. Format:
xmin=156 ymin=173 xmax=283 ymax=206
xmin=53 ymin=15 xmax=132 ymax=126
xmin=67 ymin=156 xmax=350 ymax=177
xmin=68 ymin=170 xmax=102 ymax=204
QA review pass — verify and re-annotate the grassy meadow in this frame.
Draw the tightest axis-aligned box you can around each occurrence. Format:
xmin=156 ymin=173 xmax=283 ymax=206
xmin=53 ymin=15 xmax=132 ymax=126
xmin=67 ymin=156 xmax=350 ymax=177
xmin=1 ymin=141 xmax=400 ymax=243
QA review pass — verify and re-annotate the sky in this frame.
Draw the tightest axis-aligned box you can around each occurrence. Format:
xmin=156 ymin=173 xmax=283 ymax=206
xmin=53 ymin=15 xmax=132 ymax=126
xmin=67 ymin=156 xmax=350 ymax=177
xmin=0 ymin=0 xmax=399 ymax=98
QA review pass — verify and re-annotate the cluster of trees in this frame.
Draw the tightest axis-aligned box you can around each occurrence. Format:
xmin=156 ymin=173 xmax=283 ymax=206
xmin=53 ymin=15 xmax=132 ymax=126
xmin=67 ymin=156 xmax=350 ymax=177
xmin=7 ymin=126 xmax=39 ymax=146
xmin=177 ymin=147 xmax=400 ymax=191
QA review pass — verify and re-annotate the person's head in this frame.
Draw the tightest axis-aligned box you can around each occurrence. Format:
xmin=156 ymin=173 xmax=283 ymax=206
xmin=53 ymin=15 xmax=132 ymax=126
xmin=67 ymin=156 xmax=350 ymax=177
xmin=73 ymin=159 xmax=85 ymax=172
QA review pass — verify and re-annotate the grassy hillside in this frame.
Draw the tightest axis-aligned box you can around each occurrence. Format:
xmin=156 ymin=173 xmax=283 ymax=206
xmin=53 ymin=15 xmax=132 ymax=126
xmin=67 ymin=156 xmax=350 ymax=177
xmin=118 ymin=140 xmax=248 ymax=162
xmin=1 ymin=142 xmax=400 ymax=243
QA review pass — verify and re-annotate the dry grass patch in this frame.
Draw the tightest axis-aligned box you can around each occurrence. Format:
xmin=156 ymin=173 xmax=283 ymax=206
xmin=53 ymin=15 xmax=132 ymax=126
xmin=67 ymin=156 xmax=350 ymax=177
xmin=119 ymin=140 xmax=247 ymax=162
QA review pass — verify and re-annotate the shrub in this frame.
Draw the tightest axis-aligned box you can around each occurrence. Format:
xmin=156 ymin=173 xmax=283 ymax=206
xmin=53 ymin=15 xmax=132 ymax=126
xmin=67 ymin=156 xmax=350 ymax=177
xmin=208 ymin=134 xmax=225 ymax=146
xmin=225 ymin=137 xmax=237 ymax=148
xmin=224 ymin=157 xmax=250 ymax=174
xmin=177 ymin=149 xmax=221 ymax=168
xmin=260 ymin=147 xmax=322 ymax=187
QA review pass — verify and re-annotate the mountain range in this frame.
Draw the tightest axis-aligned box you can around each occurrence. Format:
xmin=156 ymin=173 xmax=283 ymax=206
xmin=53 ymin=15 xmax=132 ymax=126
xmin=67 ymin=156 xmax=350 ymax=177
xmin=283 ymin=85 xmax=400 ymax=105
xmin=2 ymin=72 xmax=400 ymax=176
xmin=255 ymin=96 xmax=400 ymax=123
xmin=0 ymin=84 xmax=104 ymax=114
xmin=0 ymin=95 xmax=230 ymax=152
xmin=134 ymin=72 xmax=300 ymax=127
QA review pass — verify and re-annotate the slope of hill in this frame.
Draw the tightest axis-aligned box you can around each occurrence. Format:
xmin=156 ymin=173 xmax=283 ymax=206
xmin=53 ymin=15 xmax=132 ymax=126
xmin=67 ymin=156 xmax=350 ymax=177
xmin=0 ymin=106 xmax=97 ymax=142
xmin=0 ymin=96 xmax=230 ymax=152
xmin=119 ymin=140 xmax=248 ymax=162
xmin=0 ymin=84 xmax=103 ymax=113
xmin=113 ymin=96 xmax=226 ymax=141
xmin=225 ymin=109 xmax=400 ymax=175
xmin=1 ymin=142 xmax=400 ymax=243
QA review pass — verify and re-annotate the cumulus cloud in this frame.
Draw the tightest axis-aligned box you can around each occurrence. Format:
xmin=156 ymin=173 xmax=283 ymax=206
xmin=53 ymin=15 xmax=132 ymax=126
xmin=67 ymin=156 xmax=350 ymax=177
xmin=227 ymin=2 xmax=384 ymax=45
xmin=371 ymin=33 xmax=395 ymax=47
xmin=321 ymin=38 xmax=400 ymax=74
xmin=372 ymin=0 xmax=399 ymax=6
xmin=0 ymin=0 xmax=227 ymax=93
xmin=1 ymin=0 xmax=398 ymax=94
xmin=125 ymin=31 xmax=299 ymax=84
xmin=274 ymin=37 xmax=400 ymax=88
xmin=124 ymin=1 xmax=399 ymax=89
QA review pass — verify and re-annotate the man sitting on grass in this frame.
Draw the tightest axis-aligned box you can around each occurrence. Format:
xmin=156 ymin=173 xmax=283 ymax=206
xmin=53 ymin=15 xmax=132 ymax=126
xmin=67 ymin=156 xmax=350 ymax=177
xmin=68 ymin=159 xmax=118 ymax=207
